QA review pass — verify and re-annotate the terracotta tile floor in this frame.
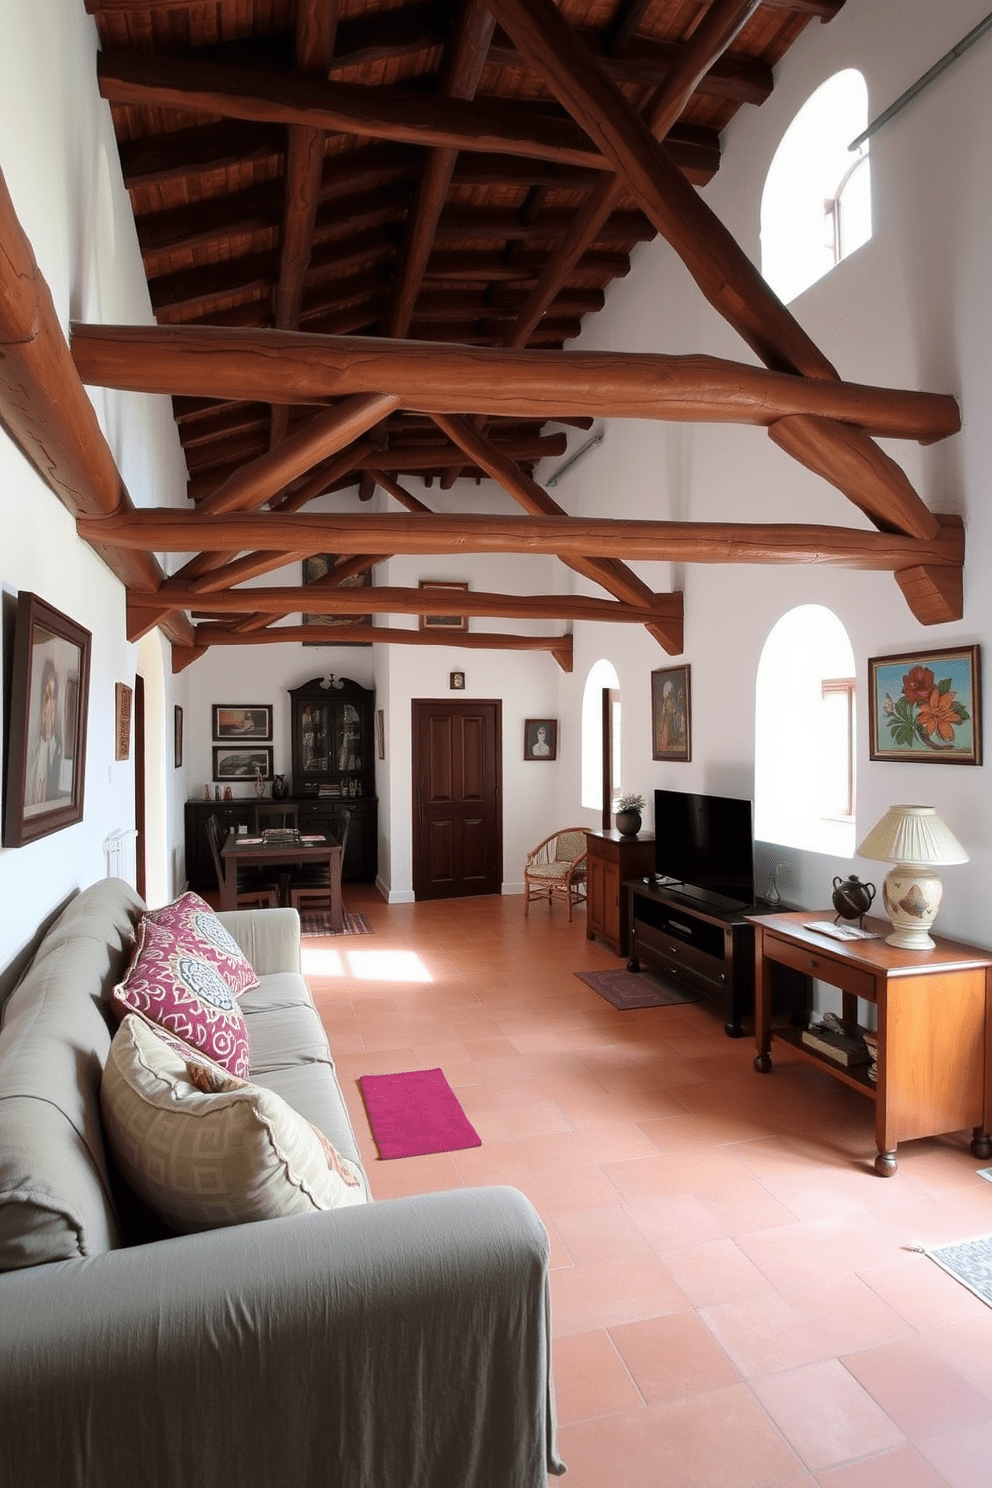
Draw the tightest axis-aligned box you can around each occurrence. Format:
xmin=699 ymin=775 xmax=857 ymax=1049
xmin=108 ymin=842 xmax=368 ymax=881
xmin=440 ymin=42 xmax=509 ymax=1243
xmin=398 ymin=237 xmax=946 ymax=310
xmin=304 ymin=886 xmax=992 ymax=1488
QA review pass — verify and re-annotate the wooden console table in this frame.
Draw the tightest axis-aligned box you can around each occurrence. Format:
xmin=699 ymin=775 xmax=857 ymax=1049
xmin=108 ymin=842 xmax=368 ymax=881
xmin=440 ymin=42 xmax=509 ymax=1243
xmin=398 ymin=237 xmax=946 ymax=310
xmin=751 ymin=910 xmax=992 ymax=1175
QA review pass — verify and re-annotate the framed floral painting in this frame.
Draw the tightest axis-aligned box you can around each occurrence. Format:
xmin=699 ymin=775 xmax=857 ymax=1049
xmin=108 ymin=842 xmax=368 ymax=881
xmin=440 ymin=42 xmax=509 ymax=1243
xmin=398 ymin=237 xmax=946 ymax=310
xmin=868 ymin=645 xmax=981 ymax=764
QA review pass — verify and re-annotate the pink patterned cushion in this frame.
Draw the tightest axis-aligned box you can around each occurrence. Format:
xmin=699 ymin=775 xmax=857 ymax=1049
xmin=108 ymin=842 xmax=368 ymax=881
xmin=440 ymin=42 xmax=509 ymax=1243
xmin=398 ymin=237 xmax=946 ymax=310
xmin=142 ymin=892 xmax=259 ymax=996
xmin=112 ymin=897 xmax=253 ymax=1078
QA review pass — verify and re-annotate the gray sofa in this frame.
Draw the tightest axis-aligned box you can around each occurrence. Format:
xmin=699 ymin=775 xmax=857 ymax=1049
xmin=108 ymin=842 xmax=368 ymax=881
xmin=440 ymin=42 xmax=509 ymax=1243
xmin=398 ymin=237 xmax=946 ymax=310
xmin=0 ymin=877 xmax=563 ymax=1488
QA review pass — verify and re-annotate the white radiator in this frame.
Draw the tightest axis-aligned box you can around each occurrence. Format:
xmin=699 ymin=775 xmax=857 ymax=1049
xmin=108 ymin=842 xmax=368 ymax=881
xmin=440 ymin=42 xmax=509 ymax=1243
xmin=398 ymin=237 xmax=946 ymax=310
xmin=104 ymin=827 xmax=139 ymax=888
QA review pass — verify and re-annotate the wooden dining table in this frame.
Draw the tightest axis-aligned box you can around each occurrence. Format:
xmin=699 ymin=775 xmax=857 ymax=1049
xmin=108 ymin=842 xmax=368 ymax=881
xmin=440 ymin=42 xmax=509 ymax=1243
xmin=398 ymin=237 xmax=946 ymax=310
xmin=219 ymin=829 xmax=342 ymax=916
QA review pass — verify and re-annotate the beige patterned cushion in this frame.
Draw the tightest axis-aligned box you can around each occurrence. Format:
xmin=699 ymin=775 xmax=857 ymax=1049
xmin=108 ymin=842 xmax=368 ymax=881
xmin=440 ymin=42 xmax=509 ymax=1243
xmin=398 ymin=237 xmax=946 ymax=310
xmin=101 ymin=1016 xmax=365 ymax=1234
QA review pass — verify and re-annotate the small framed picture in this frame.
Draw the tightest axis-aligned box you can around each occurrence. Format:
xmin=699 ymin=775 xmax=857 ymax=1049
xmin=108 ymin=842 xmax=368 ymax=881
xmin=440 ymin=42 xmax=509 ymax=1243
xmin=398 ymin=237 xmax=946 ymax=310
xmin=524 ymin=718 xmax=557 ymax=761
xmin=212 ymin=745 xmax=273 ymax=782
xmin=868 ymin=644 xmax=981 ymax=764
xmin=419 ymin=580 xmax=469 ymax=630
xmin=375 ymin=708 xmax=385 ymax=761
xmin=652 ymin=665 xmax=691 ymax=762
xmin=450 ymin=671 xmax=465 ymax=690
xmin=212 ymin=705 xmax=272 ymax=741
xmin=115 ymin=682 xmax=132 ymax=762
xmin=174 ymin=705 xmax=184 ymax=769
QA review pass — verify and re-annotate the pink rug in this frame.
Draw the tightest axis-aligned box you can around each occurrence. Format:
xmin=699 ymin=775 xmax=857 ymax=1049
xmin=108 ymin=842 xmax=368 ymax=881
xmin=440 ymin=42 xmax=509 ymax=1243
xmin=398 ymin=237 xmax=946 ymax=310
xmin=358 ymin=1067 xmax=481 ymax=1160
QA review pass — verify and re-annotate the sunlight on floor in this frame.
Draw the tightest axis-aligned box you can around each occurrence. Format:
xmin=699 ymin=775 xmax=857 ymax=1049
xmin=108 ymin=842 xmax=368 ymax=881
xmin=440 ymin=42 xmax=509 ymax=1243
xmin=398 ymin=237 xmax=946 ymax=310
xmin=301 ymin=946 xmax=433 ymax=982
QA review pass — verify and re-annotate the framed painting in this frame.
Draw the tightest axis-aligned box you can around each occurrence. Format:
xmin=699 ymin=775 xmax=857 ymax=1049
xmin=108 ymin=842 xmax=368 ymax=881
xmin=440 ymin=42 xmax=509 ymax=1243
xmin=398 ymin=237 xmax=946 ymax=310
xmin=419 ymin=580 xmax=469 ymax=630
xmin=302 ymin=554 xmax=373 ymax=645
xmin=212 ymin=745 xmax=273 ymax=782
xmin=3 ymin=592 xmax=91 ymax=847
xmin=375 ymin=708 xmax=385 ymax=761
xmin=212 ymin=705 xmax=272 ymax=741
xmin=868 ymin=644 xmax=981 ymax=764
xmin=174 ymin=705 xmax=184 ymax=768
xmin=524 ymin=718 xmax=557 ymax=761
xmin=652 ymin=665 xmax=691 ymax=762
xmin=115 ymin=682 xmax=132 ymax=762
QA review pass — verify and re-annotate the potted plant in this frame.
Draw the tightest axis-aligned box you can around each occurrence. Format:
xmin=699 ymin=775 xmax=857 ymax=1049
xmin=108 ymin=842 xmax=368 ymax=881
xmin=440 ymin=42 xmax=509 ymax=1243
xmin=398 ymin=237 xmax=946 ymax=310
xmin=615 ymin=792 xmax=645 ymax=837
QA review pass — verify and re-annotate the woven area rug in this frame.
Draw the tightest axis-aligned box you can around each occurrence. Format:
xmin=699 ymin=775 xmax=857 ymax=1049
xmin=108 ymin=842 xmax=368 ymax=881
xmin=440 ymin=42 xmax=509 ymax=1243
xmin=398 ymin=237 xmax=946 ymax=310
xmin=359 ymin=1067 xmax=481 ymax=1160
xmin=575 ymin=967 xmax=698 ymax=1010
xmin=299 ymin=910 xmax=372 ymax=938
xmin=916 ymin=1233 xmax=992 ymax=1308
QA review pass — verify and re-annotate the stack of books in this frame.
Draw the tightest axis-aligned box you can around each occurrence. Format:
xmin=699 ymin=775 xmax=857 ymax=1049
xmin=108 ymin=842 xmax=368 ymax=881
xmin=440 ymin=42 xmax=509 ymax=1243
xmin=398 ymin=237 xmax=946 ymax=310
xmin=801 ymin=1018 xmax=870 ymax=1066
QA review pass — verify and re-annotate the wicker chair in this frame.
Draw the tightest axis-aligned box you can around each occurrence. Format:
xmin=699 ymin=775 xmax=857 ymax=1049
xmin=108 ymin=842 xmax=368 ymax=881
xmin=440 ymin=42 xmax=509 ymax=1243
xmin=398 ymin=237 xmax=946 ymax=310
xmin=523 ymin=827 xmax=588 ymax=920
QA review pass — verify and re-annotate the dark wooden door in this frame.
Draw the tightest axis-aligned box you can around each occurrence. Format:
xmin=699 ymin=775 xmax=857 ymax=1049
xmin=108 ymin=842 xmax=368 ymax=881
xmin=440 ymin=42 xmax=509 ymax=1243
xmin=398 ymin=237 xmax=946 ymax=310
xmin=412 ymin=700 xmax=501 ymax=900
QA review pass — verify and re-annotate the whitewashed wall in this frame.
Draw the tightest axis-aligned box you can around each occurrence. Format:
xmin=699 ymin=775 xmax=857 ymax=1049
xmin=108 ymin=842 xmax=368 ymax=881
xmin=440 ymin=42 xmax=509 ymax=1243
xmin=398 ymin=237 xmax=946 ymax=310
xmin=550 ymin=0 xmax=992 ymax=944
xmin=0 ymin=0 xmax=190 ymax=984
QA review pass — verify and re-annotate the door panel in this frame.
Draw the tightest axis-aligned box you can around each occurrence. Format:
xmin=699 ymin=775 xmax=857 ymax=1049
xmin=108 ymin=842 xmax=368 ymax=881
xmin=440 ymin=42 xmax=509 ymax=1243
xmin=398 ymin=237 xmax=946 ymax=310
xmin=413 ymin=700 xmax=502 ymax=900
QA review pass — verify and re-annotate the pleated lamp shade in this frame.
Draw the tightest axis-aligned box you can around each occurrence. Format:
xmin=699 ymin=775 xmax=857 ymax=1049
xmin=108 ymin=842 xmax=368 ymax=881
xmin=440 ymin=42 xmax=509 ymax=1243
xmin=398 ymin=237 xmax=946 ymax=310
xmin=856 ymin=805 xmax=968 ymax=949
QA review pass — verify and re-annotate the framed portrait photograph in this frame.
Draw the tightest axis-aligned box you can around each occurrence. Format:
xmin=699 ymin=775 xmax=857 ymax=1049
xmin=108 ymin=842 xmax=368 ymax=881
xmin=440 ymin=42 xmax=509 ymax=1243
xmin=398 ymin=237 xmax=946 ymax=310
xmin=174 ymin=705 xmax=184 ymax=768
xmin=212 ymin=705 xmax=272 ymax=741
xmin=212 ymin=745 xmax=273 ymax=782
xmin=524 ymin=718 xmax=557 ymax=761
xmin=115 ymin=682 xmax=132 ymax=762
xmin=302 ymin=554 xmax=373 ymax=645
xmin=3 ymin=592 xmax=92 ymax=847
xmin=419 ymin=580 xmax=469 ymax=630
xmin=869 ymin=645 xmax=981 ymax=764
xmin=652 ymin=665 xmax=691 ymax=762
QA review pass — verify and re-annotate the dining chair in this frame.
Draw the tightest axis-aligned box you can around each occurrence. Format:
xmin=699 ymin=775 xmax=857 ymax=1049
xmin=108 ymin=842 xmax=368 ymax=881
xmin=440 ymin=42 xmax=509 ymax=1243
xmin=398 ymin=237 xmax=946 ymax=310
xmin=287 ymin=809 xmax=351 ymax=932
xmin=254 ymin=801 xmax=299 ymax=833
xmin=205 ymin=814 xmax=280 ymax=909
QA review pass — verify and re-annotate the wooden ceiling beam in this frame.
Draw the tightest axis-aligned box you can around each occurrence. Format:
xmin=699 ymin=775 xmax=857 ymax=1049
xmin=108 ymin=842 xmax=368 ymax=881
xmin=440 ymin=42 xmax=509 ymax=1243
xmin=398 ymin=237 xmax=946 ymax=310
xmin=96 ymin=50 xmax=609 ymax=172
xmin=0 ymin=166 xmax=192 ymax=649
xmin=387 ymin=0 xmax=496 ymax=339
xmin=81 ymin=509 xmax=963 ymax=575
xmin=432 ymin=411 xmax=683 ymax=652
xmin=70 ymin=325 xmax=960 ymax=445
xmin=198 ymin=393 xmax=400 ymax=515
xmin=489 ymin=0 xmax=938 ymax=541
xmin=487 ymin=0 xmax=836 ymax=379
xmin=182 ymin=622 xmax=574 ymax=670
xmin=508 ymin=0 xmax=762 ymax=349
xmin=130 ymin=583 xmax=681 ymax=626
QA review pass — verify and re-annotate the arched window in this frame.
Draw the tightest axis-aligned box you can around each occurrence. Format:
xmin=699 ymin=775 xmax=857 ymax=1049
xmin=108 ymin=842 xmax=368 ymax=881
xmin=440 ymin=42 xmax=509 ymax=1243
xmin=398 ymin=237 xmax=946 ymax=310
xmin=761 ymin=70 xmax=872 ymax=305
xmin=755 ymin=605 xmax=856 ymax=856
xmin=581 ymin=659 xmax=620 ymax=813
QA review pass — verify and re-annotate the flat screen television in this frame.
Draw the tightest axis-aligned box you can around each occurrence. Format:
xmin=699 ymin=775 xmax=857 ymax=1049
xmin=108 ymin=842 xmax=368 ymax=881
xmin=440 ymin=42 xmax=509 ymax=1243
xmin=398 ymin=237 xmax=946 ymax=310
xmin=653 ymin=789 xmax=755 ymax=909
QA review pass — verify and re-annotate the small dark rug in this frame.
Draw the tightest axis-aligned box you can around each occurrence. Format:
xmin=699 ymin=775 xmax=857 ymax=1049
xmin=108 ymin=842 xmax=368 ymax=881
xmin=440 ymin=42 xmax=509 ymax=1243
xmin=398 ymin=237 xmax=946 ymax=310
xmin=300 ymin=911 xmax=373 ymax=938
xmin=575 ymin=967 xmax=698 ymax=1010
xmin=916 ymin=1233 xmax=992 ymax=1308
xmin=359 ymin=1067 xmax=482 ymax=1160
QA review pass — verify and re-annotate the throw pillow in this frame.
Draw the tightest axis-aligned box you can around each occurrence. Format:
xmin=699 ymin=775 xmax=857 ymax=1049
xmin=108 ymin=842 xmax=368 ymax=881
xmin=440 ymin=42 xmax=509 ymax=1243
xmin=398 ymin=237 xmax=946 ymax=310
xmin=143 ymin=891 xmax=259 ymax=997
xmin=112 ymin=909 xmax=252 ymax=1079
xmin=101 ymin=1016 xmax=365 ymax=1234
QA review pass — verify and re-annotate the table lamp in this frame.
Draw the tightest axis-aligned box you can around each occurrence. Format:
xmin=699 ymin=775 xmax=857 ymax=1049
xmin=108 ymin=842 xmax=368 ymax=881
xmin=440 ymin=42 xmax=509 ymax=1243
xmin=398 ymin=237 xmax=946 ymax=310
xmin=856 ymin=805 xmax=968 ymax=949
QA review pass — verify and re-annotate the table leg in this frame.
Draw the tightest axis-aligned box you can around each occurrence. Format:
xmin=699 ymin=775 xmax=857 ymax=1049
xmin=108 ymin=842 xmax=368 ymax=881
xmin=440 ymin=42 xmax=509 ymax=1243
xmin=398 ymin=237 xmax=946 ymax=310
xmin=753 ymin=929 xmax=773 ymax=1074
xmin=874 ymin=1148 xmax=897 ymax=1177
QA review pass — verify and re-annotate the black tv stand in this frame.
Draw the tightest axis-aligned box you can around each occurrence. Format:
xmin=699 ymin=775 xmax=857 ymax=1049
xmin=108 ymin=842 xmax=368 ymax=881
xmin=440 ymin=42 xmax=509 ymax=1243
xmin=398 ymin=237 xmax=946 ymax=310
xmin=625 ymin=878 xmax=804 ymax=1037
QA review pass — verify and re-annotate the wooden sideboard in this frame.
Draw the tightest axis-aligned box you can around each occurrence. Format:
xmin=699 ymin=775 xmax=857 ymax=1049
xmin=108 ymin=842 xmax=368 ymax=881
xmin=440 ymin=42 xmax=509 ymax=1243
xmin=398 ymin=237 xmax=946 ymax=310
xmin=751 ymin=910 xmax=992 ymax=1175
xmin=585 ymin=830 xmax=654 ymax=956
xmin=185 ymin=795 xmax=377 ymax=892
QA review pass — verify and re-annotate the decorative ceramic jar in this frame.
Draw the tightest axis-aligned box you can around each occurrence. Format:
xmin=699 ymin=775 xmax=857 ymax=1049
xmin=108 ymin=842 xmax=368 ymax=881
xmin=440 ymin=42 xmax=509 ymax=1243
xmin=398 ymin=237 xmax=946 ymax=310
xmin=615 ymin=808 xmax=642 ymax=837
xmin=272 ymin=774 xmax=289 ymax=800
xmin=832 ymin=874 xmax=876 ymax=922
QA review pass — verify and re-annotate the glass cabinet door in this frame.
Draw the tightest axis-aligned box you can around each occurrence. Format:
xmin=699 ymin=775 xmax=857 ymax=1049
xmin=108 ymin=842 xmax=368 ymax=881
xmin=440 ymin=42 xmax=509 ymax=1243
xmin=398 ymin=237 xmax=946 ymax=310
xmin=299 ymin=700 xmax=330 ymax=774
xmin=289 ymin=677 xmax=374 ymax=798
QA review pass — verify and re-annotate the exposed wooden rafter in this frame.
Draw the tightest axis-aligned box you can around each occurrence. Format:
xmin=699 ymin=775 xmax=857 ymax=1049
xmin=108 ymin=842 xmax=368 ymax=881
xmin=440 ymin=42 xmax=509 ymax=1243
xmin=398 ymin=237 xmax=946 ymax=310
xmin=4 ymin=0 xmax=965 ymax=671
